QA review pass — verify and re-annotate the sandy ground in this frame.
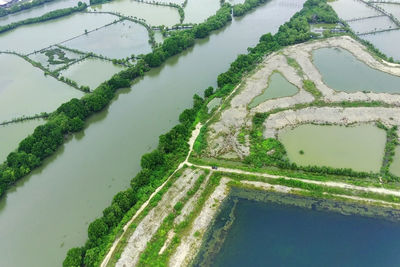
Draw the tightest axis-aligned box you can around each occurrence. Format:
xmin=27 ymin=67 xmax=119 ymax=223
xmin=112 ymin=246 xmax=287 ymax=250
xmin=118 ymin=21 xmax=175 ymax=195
xmin=207 ymin=53 xmax=314 ymax=159
xmin=116 ymin=169 xmax=203 ymax=267
xmin=158 ymin=171 xmax=213 ymax=255
xmin=168 ymin=177 xmax=231 ymax=267
xmin=263 ymin=106 xmax=400 ymax=138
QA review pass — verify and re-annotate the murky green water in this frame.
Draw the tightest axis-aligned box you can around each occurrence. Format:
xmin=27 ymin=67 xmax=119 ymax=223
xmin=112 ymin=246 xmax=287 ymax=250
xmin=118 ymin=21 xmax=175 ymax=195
xmin=90 ymin=0 xmax=180 ymax=27
xmin=0 ymin=119 xmax=44 ymax=162
xmin=59 ymin=58 xmax=124 ymax=90
xmin=0 ymin=12 xmax=117 ymax=54
xmin=198 ymin=191 xmax=400 ymax=267
xmin=184 ymin=0 xmax=221 ymax=24
xmin=0 ymin=1 xmax=305 ymax=266
xmin=0 ymin=53 xmax=83 ymax=123
xmin=313 ymin=47 xmax=400 ymax=93
xmin=278 ymin=124 xmax=386 ymax=173
xmin=389 ymin=146 xmax=400 ymax=177
xmin=0 ymin=0 xmax=90 ymax=27
xmin=62 ymin=19 xmax=151 ymax=59
xmin=248 ymin=72 xmax=298 ymax=108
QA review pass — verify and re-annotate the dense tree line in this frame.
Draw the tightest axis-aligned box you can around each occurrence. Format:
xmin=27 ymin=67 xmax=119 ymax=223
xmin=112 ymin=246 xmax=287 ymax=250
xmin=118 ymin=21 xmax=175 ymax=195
xmin=0 ymin=0 xmax=58 ymax=17
xmin=232 ymin=0 xmax=268 ymax=17
xmin=63 ymin=93 xmax=204 ymax=266
xmin=0 ymin=2 xmax=87 ymax=34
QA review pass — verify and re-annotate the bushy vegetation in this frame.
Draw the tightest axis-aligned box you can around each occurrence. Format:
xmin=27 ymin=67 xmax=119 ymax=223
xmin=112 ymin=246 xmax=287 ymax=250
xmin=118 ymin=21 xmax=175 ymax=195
xmin=0 ymin=2 xmax=87 ymax=34
xmin=45 ymin=48 xmax=74 ymax=65
xmin=303 ymin=79 xmax=322 ymax=99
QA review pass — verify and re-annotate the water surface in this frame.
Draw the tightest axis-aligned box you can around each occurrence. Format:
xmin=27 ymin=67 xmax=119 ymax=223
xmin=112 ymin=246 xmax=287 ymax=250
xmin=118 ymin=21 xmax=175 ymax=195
xmin=0 ymin=54 xmax=83 ymax=123
xmin=348 ymin=16 xmax=396 ymax=34
xmin=313 ymin=47 xmax=400 ymax=93
xmin=0 ymin=12 xmax=118 ymax=54
xmin=59 ymin=58 xmax=124 ymax=90
xmin=207 ymin=196 xmax=400 ymax=267
xmin=0 ymin=119 xmax=44 ymax=162
xmin=363 ymin=30 xmax=400 ymax=61
xmin=278 ymin=124 xmax=385 ymax=172
xmin=248 ymin=72 xmax=298 ymax=108
xmin=376 ymin=3 xmax=400 ymax=20
xmin=0 ymin=0 xmax=90 ymax=27
xmin=0 ymin=1 xmax=306 ymax=266
xmin=329 ymin=0 xmax=379 ymax=20
xmin=63 ymin=19 xmax=151 ymax=59
xmin=90 ymin=0 xmax=180 ymax=27
xmin=329 ymin=0 xmax=400 ymax=60
xmin=183 ymin=0 xmax=220 ymax=24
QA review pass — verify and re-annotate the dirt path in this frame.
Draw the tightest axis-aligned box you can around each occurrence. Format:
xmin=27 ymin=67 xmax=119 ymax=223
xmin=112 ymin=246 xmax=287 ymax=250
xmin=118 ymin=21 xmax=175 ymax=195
xmin=186 ymin=162 xmax=400 ymax=197
xmin=100 ymin=80 xmax=243 ymax=266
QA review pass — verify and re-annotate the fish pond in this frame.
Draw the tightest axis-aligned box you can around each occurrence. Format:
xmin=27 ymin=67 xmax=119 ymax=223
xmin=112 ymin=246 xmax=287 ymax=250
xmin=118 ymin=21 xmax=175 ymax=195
xmin=0 ymin=53 xmax=83 ymax=123
xmin=62 ymin=19 xmax=151 ymax=59
xmin=59 ymin=58 xmax=125 ymax=90
xmin=0 ymin=119 xmax=45 ymax=162
xmin=0 ymin=12 xmax=117 ymax=54
xmin=183 ymin=0 xmax=221 ymax=24
xmin=248 ymin=72 xmax=298 ymax=108
xmin=329 ymin=0 xmax=400 ymax=60
xmin=0 ymin=0 xmax=90 ymax=27
xmin=195 ymin=188 xmax=400 ymax=267
xmin=312 ymin=47 xmax=400 ymax=94
xmin=278 ymin=124 xmax=386 ymax=173
xmin=89 ymin=0 xmax=180 ymax=27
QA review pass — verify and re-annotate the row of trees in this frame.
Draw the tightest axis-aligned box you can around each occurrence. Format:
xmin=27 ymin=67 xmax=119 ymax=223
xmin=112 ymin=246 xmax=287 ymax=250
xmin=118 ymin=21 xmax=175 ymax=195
xmin=232 ymin=0 xmax=269 ymax=17
xmin=0 ymin=2 xmax=87 ymax=34
xmin=0 ymin=0 xmax=57 ymax=17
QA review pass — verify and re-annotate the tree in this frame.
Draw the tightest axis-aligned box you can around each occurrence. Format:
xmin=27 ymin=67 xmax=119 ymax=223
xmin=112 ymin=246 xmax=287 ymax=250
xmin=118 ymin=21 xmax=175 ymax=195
xmin=204 ymin=86 xmax=214 ymax=98
xmin=88 ymin=218 xmax=108 ymax=243
xmin=141 ymin=150 xmax=165 ymax=170
xmin=63 ymin=247 xmax=83 ymax=267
